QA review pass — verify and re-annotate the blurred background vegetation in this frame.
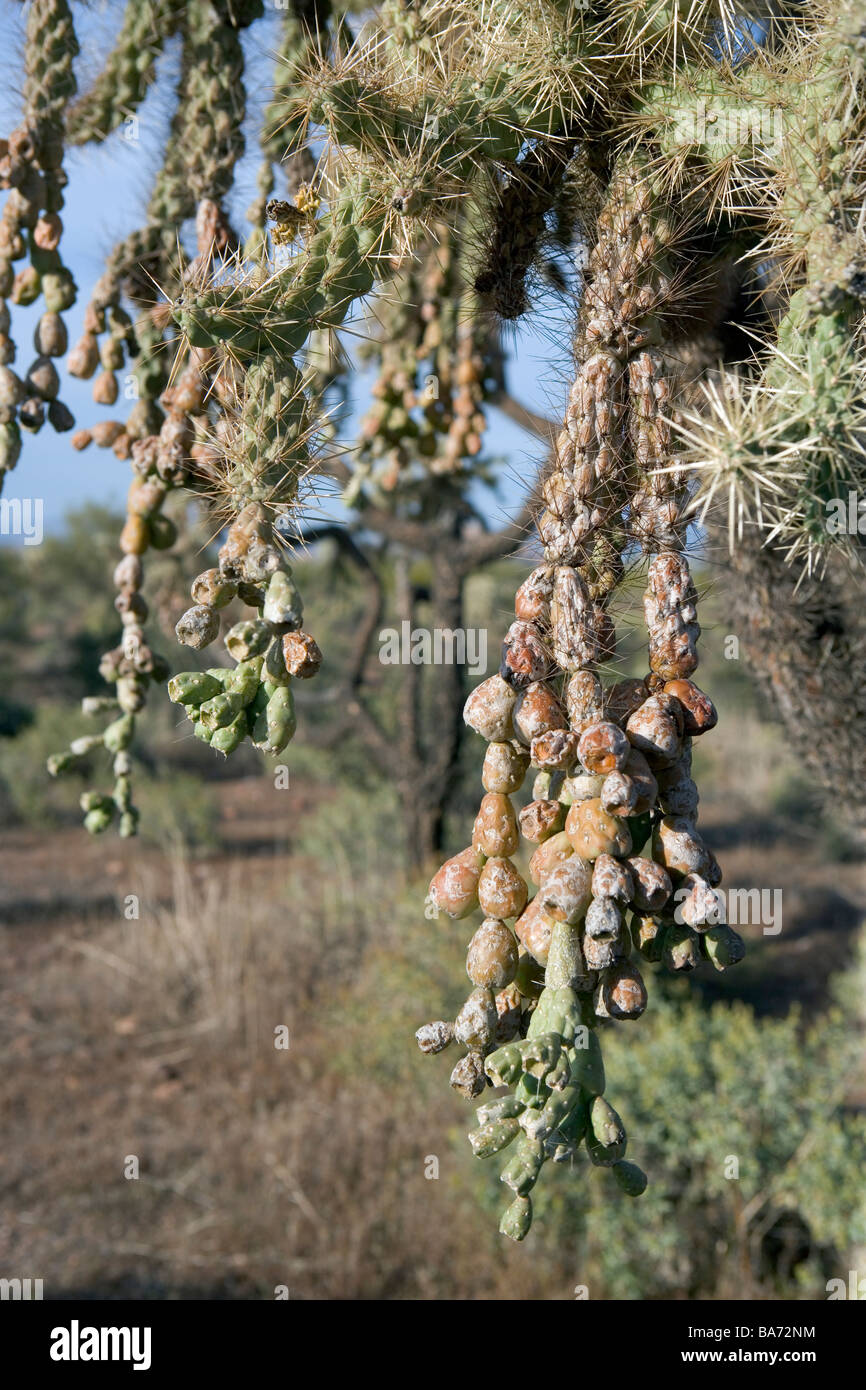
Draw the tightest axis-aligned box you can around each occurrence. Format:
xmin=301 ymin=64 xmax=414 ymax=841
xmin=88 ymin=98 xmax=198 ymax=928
xmin=0 ymin=505 xmax=864 ymax=1299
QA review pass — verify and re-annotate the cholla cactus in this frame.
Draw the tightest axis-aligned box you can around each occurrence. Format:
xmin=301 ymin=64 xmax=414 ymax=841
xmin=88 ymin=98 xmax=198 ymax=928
xmin=3 ymin=0 xmax=865 ymax=1237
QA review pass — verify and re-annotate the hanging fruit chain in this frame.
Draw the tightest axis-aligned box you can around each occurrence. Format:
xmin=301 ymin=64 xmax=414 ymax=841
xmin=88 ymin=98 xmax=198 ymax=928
xmin=0 ymin=0 xmax=79 ymax=480
xmin=417 ymin=162 xmax=744 ymax=1242
xmin=358 ymin=217 xmax=491 ymax=493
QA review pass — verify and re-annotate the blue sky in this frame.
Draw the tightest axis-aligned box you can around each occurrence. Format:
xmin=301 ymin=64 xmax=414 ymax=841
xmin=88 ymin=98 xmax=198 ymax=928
xmin=0 ymin=1 xmax=575 ymax=541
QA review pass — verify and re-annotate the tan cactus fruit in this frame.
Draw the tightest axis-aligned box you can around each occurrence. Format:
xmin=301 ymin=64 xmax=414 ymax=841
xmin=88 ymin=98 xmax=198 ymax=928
xmin=191 ymin=568 xmax=237 ymax=609
xmin=600 ymin=769 xmax=639 ymax=816
xmin=537 ymin=856 xmax=592 ymax=925
xmin=464 ymin=674 xmax=518 ymax=741
xmin=592 ymin=853 xmax=634 ymax=902
xmin=127 ymin=479 xmax=165 ymax=518
xmin=482 ymin=740 xmax=529 ymax=793
xmin=450 ymin=1051 xmax=488 ymax=1100
xmin=113 ymin=554 xmax=142 ymax=593
xmin=652 ymin=816 xmax=711 ymax=880
xmin=282 ymin=631 xmax=323 ymax=678
xmin=67 ymin=334 xmax=99 ymax=378
xmin=119 ymin=514 xmax=149 ymax=555
xmin=427 ymin=846 xmax=485 ymax=919
xmin=473 ymin=792 xmax=520 ymax=858
xmin=518 ymin=798 xmax=566 ymax=843
xmin=513 ymin=681 xmax=568 ymax=745
xmin=565 ymin=798 xmax=632 ymax=860
xmin=415 ymin=1021 xmax=453 ymax=1054
xmin=478 ymin=857 xmax=529 ymax=920
xmin=622 ymin=748 xmax=657 ymax=810
xmin=530 ymin=728 xmax=579 ymax=772
xmin=467 ymin=919 xmax=519 ymax=989
xmin=455 ymin=988 xmax=498 ymax=1050
xmin=627 ymin=855 xmax=673 ymax=910
xmin=601 ymin=960 xmax=647 ymax=1019
xmin=677 ymin=872 xmax=722 ymax=930
xmin=578 ymin=720 xmax=631 ymax=775
xmin=626 ymin=694 xmax=683 ymax=768
xmin=500 ymin=620 xmax=552 ymax=688
xmin=528 ymin=829 xmax=574 ymax=885
xmin=494 ymin=984 xmax=523 ymax=1043
xmin=515 ymin=896 xmax=556 ymax=965
xmin=514 ymin=565 xmax=554 ymax=622
xmin=92 ymin=369 xmax=118 ymax=405
xmin=583 ymin=897 xmax=627 ymax=969
xmin=550 ymin=566 xmax=612 ymax=668
xmin=644 ymin=553 xmax=700 ymax=677
xmin=176 ymin=604 xmax=219 ymax=650
xmin=663 ymin=678 xmax=717 ymax=734
xmin=565 ymin=669 xmax=605 ymax=730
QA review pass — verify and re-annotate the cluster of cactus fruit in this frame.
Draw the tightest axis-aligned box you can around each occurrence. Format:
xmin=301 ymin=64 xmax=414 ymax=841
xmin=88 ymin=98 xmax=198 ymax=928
xmin=417 ymin=148 xmax=746 ymax=1239
xmin=168 ymin=502 xmax=322 ymax=757
xmin=3 ymin=0 xmax=866 ymax=1236
xmin=419 ymin=546 xmax=744 ymax=1238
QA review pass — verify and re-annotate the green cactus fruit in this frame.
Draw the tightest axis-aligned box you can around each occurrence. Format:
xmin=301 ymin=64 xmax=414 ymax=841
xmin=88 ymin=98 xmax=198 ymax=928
xmin=485 ymin=1041 xmax=523 ymax=1087
xmin=514 ymin=1072 xmax=550 ymax=1111
xmin=549 ymin=1089 xmax=590 ymax=1157
xmin=612 ymin=1160 xmax=648 ymax=1197
xmin=264 ymin=635 xmax=291 ymax=685
xmin=167 ymin=671 xmax=223 ymax=706
xmin=80 ymin=791 xmax=113 ymax=815
xmin=476 ymin=1095 xmax=526 ymax=1125
xmin=545 ymin=920 xmax=586 ymax=990
xmin=522 ymin=1081 xmax=582 ymax=1142
xmin=210 ymin=710 xmax=248 ymax=756
xmin=499 ymin=1194 xmax=532 ymax=1242
xmin=514 ymin=953 xmax=546 ymax=998
xmin=500 ymin=1133 xmax=545 ymax=1196
xmin=225 ymin=620 xmax=271 ymax=661
xmin=223 ymin=657 xmax=264 ymax=704
xmin=113 ymin=775 xmax=132 ymax=813
xmin=569 ymin=1029 xmax=605 ymax=1096
xmin=102 ymin=713 xmax=134 ymax=753
xmin=199 ymin=691 xmax=245 ymax=732
xmin=662 ymin=922 xmax=702 ymax=972
xmin=626 ymin=810 xmax=652 ymax=853
xmin=47 ymin=751 xmax=76 ymax=776
xmin=586 ymin=1096 xmax=627 ymax=1167
xmin=69 ymin=734 xmax=105 ymax=757
xmin=251 ymin=684 xmax=296 ymax=754
xmin=148 ymin=514 xmax=177 ymax=550
xmin=527 ymin=986 xmax=583 ymax=1045
xmin=469 ymin=1117 xmax=521 ymax=1158
xmin=84 ymin=805 xmax=113 ymax=834
xmin=519 ymin=1030 xmax=562 ymax=1081
xmin=702 ymin=924 xmax=746 ymax=971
